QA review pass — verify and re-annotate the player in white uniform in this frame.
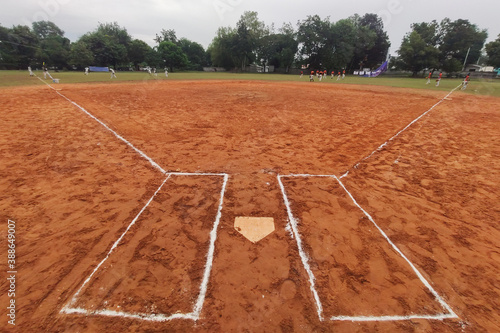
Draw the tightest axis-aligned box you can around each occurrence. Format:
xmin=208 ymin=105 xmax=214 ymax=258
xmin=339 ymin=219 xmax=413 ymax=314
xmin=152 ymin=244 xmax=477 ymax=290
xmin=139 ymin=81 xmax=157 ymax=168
xmin=461 ymin=73 xmax=470 ymax=90
xmin=110 ymin=68 xmax=117 ymax=79
xmin=85 ymin=67 xmax=89 ymax=75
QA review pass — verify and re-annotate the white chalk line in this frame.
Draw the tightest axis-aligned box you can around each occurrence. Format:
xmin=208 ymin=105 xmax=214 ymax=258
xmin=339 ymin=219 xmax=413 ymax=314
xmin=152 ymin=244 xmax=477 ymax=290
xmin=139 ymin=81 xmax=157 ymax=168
xmin=39 ymin=76 xmax=230 ymax=321
xmin=36 ymin=75 xmax=61 ymax=91
xmin=61 ymin=173 xmax=229 ymax=322
xmin=340 ymin=84 xmax=463 ymax=179
xmin=277 ymin=175 xmax=324 ymax=321
xmin=61 ymin=174 xmax=171 ymax=310
xmin=53 ymin=90 xmax=167 ymax=174
xmin=278 ymin=173 xmax=458 ymax=322
xmin=331 ymin=313 xmax=458 ymax=322
xmin=193 ymin=173 xmax=229 ymax=317
xmin=334 ymin=175 xmax=457 ymax=320
xmin=62 ymin=307 xmax=197 ymax=322
xmin=39 ymin=79 xmax=228 ymax=177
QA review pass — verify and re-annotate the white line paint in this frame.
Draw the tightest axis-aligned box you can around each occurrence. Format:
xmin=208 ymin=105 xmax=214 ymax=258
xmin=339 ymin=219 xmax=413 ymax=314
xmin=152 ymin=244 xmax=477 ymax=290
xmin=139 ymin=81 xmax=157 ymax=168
xmin=38 ymin=79 xmax=231 ymax=322
xmin=331 ymin=313 xmax=458 ymax=322
xmin=61 ymin=173 xmax=229 ymax=322
xmin=36 ymin=75 xmax=61 ymax=91
xmin=53 ymin=91 xmax=167 ymax=174
xmin=342 ymin=84 xmax=463 ymax=177
xmin=277 ymin=175 xmax=324 ymax=321
xmin=192 ymin=173 xmax=229 ymax=318
xmin=37 ymin=77 xmax=230 ymax=178
xmin=170 ymin=172 xmax=228 ymax=177
xmin=61 ymin=307 xmax=197 ymax=322
xmin=283 ymin=173 xmax=332 ymax=178
xmin=334 ymin=175 xmax=458 ymax=319
xmin=62 ymin=175 xmax=171 ymax=310
xmin=339 ymin=171 xmax=349 ymax=179
xmin=278 ymin=173 xmax=458 ymax=322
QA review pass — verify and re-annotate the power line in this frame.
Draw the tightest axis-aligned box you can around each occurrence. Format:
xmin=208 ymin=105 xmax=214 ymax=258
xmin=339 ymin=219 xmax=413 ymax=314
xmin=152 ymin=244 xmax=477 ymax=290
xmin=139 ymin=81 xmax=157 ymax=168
xmin=0 ymin=39 xmax=41 ymax=50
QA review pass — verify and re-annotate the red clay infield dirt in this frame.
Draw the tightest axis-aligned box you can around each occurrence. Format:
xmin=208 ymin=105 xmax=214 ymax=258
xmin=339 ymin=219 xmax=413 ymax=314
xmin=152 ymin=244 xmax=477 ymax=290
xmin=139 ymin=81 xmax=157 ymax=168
xmin=0 ymin=80 xmax=499 ymax=332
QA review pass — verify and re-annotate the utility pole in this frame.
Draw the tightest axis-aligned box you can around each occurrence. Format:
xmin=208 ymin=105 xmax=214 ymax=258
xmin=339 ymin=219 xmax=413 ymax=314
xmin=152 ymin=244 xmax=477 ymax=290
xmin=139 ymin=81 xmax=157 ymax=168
xmin=462 ymin=47 xmax=471 ymax=72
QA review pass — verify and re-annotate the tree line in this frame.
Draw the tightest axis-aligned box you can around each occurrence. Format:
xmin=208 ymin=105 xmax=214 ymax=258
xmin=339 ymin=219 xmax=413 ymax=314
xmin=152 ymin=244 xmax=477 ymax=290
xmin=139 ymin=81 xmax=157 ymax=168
xmin=0 ymin=11 xmax=498 ymax=74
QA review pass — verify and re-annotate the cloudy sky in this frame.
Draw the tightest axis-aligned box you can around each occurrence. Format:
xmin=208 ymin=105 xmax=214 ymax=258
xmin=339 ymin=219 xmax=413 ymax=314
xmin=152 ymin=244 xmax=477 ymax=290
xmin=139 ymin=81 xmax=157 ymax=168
xmin=2 ymin=0 xmax=499 ymax=55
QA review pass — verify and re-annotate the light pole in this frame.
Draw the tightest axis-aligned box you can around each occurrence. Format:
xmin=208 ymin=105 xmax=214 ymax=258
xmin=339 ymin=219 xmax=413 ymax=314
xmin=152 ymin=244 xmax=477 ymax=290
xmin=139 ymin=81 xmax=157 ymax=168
xmin=462 ymin=47 xmax=471 ymax=72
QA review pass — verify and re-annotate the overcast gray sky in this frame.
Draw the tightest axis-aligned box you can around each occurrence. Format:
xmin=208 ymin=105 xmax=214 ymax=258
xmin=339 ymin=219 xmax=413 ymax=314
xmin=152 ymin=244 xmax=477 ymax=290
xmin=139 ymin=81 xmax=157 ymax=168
xmin=2 ymin=0 xmax=499 ymax=55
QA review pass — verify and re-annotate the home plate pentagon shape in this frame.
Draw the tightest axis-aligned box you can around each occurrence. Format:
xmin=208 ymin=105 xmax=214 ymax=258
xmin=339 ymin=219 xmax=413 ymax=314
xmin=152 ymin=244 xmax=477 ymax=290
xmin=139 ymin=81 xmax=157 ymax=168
xmin=234 ymin=217 xmax=275 ymax=243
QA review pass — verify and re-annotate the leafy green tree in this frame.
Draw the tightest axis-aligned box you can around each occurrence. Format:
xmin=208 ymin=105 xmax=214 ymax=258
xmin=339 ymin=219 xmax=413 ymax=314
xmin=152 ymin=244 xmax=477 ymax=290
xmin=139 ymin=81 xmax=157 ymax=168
xmin=348 ymin=14 xmax=377 ymax=71
xmin=79 ymin=33 xmax=127 ymax=67
xmin=78 ymin=22 xmax=131 ymax=68
xmin=32 ymin=21 xmax=70 ymax=69
xmin=0 ymin=25 xmax=18 ymax=69
xmin=258 ymin=27 xmax=298 ymax=72
xmin=273 ymin=23 xmax=298 ymax=71
xmin=8 ymin=25 xmax=38 ymax=69
xmin=96 ymin=22 xmax=132 ymax=47
xmin=178 ymin=38 xmax=206 ymax=70
xmin=208 ymin=26 xmax=236 ymax=69
xmin=397 ymin=30 xmax=440 ymax=76
xmin=38 ymin=35 xmax=70 ymax=68
xmin=230 ymin=11 xmax=268 ymax=70
xmin=158 ymin=41 xmax=188 ymax=71
xmin=146 ymin=47 xmax=161 ymax=68
xmin=232 ymin=20 xmax=255 ymax=70
xmin=68 ymin=41 xmax=94 ymax=69
xmin=485 ymin=34 xmax=500 ymax=68
xmin=128 ymin=39 xmax=151 ymax=70
xmin=32 ymin=21 xmax=64 ymax=39
xmin=439 ymin=18 xmax=487 ymax=72
xmin=327 ymin=19 xmax=356 ymax=70
xmin=358 ymin=14 xmax=390 ymax=68
xmin=154 ymin=29 xmax=178 ymax=44
xmin=411 ymin=21 xmax=441 ymax=46
xmin=297 ymin=15 xmax=330 ymax=69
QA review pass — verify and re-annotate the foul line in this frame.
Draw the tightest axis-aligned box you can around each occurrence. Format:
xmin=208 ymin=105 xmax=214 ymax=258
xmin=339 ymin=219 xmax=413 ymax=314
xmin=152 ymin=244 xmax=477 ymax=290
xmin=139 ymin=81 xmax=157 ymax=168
xmin=61 ymin=172 xmax=229 ymax=321
xmin=54 ymin=91 xmax=166 ymax=174
xmin=36 ymin=76 xmax=166 ymax=174
xmin=278 ymin=173 xmax=458 ymax=322
xmin=340 ymin=84 xmax=462 ymax=179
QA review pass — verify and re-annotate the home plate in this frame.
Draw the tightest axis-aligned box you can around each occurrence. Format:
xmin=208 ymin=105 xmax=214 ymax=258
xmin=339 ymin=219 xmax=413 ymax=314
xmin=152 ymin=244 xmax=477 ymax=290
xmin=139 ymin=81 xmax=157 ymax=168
xmin=234 ymin=217 xmax=275 ymax=243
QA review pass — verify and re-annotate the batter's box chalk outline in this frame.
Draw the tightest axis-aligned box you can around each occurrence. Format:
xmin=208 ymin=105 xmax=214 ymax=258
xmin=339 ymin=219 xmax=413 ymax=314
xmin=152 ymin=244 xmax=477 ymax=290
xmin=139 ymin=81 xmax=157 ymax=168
xmin=60 ymin=172 xmax=229 ymax=322
xmin=277 ymin=173 xmax=458 ymax=322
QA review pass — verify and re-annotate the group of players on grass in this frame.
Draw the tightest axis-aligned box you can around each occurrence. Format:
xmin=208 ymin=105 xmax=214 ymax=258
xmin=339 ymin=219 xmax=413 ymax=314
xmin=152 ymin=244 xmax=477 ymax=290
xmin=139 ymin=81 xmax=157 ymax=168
xmin=300 ymin=69 xmax=346 ymax=82
xmin=425 ymin=70 xmax=470 ymax=90
xmin=30 ymin=66 xmax=471 ymax=90
xmin=301 ymin=68 xmax=471 ymax=90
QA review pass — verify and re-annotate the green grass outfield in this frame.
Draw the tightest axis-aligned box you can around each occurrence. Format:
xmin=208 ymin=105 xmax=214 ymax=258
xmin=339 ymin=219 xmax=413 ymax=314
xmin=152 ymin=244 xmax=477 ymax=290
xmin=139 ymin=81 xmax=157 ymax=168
xmin=1 ymin=70 xmax=499 ymax=97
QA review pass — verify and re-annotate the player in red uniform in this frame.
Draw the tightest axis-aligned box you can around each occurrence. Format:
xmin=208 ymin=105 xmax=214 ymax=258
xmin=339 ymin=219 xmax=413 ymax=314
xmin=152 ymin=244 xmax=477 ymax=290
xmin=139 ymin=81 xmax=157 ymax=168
xmin=436 ymin=72 xmax=443 ymax=86
xmin=426 ymin=71 xmax=432 ymax=84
